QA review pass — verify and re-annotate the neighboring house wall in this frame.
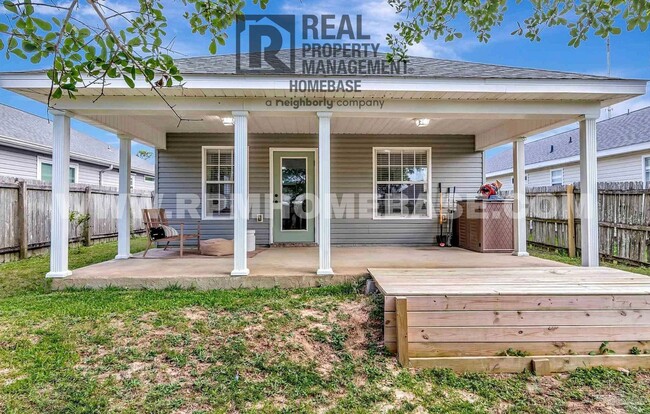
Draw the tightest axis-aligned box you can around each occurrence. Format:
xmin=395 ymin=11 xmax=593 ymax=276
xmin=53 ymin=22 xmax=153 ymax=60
xmin=0 ymin=145 xmax=37 ymax=179
xmin=0 ymin=144 xmax=155 ymax=191
xmin=159 ymin=133 xmax=482 ymax=246
xmin=489 ymin=151 xmax=650 ymax=190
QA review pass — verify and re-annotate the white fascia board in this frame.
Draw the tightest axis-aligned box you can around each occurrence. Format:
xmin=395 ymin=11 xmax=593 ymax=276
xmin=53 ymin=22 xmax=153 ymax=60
xmin=0 ymin=71 xmax=646 ymax=96
xmin=49 ymin=95 xmax=604 ymax=118
xmin=486 ymin=140 xmax=650 ymax=177
xmin=0 ymin=135 xmax=154 ymax=175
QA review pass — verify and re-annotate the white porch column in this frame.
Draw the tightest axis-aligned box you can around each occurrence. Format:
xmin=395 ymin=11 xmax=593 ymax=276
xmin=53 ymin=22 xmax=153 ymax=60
xmin=512 ymin=137 xmax=529 ymax=256
xmin=231 ymin=110 xmax=250 ymax=276
xmin=46 ymin=110 xmax=72 ymax=278
xmin=580 ymin=115 xmax=599 ymax=267
xmin=317 ymin=112 xmax=334 ymax=275
xmin=115 ymin=134 xmax=132 ymax=259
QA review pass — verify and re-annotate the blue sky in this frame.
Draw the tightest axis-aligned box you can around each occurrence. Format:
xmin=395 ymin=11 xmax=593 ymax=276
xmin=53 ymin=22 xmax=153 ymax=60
xmin=0 ymin=0 xmax=648 ymax=160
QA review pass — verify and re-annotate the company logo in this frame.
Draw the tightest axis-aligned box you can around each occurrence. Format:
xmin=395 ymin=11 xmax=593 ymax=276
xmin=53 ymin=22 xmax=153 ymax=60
xmin=236 ymin=14 xmax=296 ymax=74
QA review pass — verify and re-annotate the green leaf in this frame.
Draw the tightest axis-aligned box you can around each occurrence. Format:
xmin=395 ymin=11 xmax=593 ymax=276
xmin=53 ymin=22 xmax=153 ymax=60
xmin=30 ymin=52 xmax=41 ymax=64
xmin=52 ymin=87 xmax=62 ymax=99
xmin=208 ymin=39 xmax=216 ymax=54
xmin=3 ymin=0 xmax=17 ymax=13
xmin=123 ymin=75 xmax=135 ymax=88
xmin=32 ymin=17 xmax=52 ymax=31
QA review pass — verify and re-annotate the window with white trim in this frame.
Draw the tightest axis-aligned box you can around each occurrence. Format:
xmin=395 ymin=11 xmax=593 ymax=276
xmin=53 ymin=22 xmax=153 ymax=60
xmin=550 ymin=168 xmax=563 ymax=186
xmin=130 ymin=174 xmax=136 ymax=192
xmin=374 ymin=148 xmax=430 ymax=219
xmin=203 ymin=147 xmax=234 ymax=219
xmin=643 ymin=156 xmax=650 ymax=186
xmin=38 ymin=159 xmax=78 ymax=184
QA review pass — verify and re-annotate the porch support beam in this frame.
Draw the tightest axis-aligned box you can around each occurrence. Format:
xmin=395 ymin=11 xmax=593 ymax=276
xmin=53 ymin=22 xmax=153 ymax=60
xmin=231 ymin=110 xmax=250 ymax=276
xmin=46 ymin=110 xmax=72 ymax=278
xmin=512 ymin=137 xmax=529 ymax=257
xmin=580 ymin=115 xmax=599 ymax=267
xmin=115 ymin=134 xmax=132 ymax=260
xmin=317 ymin=112 xmax=334 ymax=275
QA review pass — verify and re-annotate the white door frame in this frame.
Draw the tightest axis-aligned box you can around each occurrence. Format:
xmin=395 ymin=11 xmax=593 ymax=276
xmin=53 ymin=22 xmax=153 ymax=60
xmin=268 ymin=147 xmax=319 ymax=244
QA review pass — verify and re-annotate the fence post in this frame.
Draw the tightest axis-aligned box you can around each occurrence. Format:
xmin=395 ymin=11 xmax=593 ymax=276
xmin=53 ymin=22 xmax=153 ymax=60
xmin=17 ymin=180 xmax=28 ymax=259
xmin=84 ymin=186 xmax=93 ymax=246
xmin=567 ymin=184 xmax=576 ymax=258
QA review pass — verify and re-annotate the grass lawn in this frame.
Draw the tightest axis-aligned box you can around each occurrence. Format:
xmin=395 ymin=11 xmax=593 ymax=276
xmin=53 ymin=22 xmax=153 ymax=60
xmin=528 ymin=244 xmax=650 ymax=277
xmin=1 ymin=241 xmax=650 ymax=413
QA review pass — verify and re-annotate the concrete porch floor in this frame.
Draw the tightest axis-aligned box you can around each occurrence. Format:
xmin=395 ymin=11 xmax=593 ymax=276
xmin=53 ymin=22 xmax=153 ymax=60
xmin=52 ymin=246 xmax=568 ymax=290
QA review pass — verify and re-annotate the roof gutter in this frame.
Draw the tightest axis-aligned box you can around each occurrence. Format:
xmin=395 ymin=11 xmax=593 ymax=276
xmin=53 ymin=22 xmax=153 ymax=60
xmin=0 ymin=135 xmax=154 ymax=175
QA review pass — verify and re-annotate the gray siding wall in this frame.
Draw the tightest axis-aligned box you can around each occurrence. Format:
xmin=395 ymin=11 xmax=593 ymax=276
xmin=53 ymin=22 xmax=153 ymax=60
xmin=489 ymin=150 xmax=650 ymax=191
xmin=0 ymin=144 xmax=154 ymax=191
xmin=0 ymin=145 xmax=37 ymax=178
xmin=159 ymin=133 xmax=482 ymax=246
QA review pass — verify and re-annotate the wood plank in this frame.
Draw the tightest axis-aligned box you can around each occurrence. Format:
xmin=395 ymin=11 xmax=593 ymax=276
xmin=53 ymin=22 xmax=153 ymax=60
xmin=384 ymin=295 xmax=650 ymax=311
xmin=383 ymin=309 xmax=650 ymax=327
xmin=396 ymin=297 xmax=409 ymax=367
xmin=378 ymin=284 xmax=650 ymax=296
xmin=383 ymin=341 xmax=650 ymax=357
xmin=567 ymin=184 xmax=576 ymax=258
xmin=408 ymin=326 xmax=650 ymax=343
xmin=370 ymin=267 xmax=634 ymax=279
xmin=408 ymin=355 xmax=650 ymax=373
xmin=532 ymin=358 xmax=551 ymax=376
xmin=17 ymin=180 xmax=27 ymax=259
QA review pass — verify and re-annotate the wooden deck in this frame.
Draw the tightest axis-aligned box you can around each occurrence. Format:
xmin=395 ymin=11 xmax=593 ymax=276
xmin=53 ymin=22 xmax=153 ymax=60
xmin=370 ymin=267 xmax=650 ymax=374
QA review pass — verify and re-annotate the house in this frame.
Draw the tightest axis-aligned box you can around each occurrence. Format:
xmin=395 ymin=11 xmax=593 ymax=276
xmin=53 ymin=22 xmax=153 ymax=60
xmin=3 ymin=51 xmax=650 ymax=372
xmin=486 ymin=106 xmax=650 ymax=190
xmin=0 ymin=50 xmax=646 ymax=279
xmin=0 ymin=104 xmax=155 ymax=191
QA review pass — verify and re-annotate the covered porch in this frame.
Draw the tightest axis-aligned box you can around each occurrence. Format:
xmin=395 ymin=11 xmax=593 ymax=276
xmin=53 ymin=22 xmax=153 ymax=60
xmin=51 ymin=245 xmax=566 ymax=290
xmin=0 ymin=54 xmax=647 ymax=280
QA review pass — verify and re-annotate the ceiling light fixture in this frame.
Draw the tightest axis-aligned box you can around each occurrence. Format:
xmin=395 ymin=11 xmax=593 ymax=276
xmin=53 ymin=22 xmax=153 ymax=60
xmin=221 ymin=117 xmax=234 ymax=126
xmin=415 ymin=118 xmax=430 ymax=128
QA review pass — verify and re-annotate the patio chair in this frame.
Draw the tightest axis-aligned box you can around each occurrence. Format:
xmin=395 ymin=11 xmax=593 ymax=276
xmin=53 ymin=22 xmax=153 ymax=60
xmin=142 ymin=208 xmax=201 ymax=257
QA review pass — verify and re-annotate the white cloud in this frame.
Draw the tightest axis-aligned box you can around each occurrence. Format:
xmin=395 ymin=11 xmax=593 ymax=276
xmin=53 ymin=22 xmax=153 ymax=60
xmin=281 ymin=0 xmax=460 ymax=59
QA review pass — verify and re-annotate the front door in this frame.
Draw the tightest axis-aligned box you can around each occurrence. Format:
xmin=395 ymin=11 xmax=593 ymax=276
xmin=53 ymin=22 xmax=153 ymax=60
xmin=272 ymin=150 xmax=316 ymax=243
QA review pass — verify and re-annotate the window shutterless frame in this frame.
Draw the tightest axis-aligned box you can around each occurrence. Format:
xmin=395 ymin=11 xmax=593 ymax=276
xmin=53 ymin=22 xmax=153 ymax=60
xmin=37 ymin=156 xmax=79 ymax=184
xmin=550 ymin=168 xmax=564 ymax=186
xmin=642 ymin=155 xmax=650 ymax=187
xmin=202 ymin=146 xmax=237 ymax=220
xmin=372 ymin=147 xmax=432 ymax=220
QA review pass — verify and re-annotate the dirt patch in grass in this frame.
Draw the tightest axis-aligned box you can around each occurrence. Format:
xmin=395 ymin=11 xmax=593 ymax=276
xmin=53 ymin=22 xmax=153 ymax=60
xmin=3 ymin=286 xmax=650 ymax=413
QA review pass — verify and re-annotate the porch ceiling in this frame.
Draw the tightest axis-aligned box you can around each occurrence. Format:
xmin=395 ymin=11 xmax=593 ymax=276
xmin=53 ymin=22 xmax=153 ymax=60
xmin=72 ymin=112 xmax=572 ymax=152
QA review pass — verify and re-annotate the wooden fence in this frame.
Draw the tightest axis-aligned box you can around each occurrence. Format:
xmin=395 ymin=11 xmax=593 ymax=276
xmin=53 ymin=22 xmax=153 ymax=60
xmin=0 ymin=177 xmax=154 ymax=262
xmin=524 ymin=182 xmax=650 ymax=265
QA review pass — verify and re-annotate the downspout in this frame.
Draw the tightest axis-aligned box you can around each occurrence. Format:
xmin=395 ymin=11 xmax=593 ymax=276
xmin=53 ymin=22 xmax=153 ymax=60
xmin=99 ymin=165 xmax=114 ymax=187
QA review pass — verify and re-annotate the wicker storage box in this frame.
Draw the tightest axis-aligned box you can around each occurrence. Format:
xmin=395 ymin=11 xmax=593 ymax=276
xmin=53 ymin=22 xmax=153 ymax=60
xmin=201 ymin=238 xmax=234 ymax=256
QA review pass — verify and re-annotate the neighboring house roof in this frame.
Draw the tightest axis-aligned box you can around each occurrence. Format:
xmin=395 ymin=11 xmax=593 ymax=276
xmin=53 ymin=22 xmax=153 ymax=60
xmin=486 ymin=106 xmax=650 ymax=175
xmin=175 ymin=50 xmax=615 ymax=80
xmin=0 ymin=104 xmax=154 ymax=175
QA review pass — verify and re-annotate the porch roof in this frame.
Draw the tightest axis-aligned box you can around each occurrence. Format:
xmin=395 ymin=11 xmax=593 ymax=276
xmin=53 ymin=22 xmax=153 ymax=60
xmin=0 ymin=53 xmax=646 ymax=150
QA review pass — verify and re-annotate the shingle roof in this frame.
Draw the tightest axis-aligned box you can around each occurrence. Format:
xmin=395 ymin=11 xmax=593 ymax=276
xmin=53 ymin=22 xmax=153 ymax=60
xmin=175 ymin=50 xmax=614 ymax=80
xmin=0 ymin=104 xmax=154 ymax=174
xmin=485 ymin=106 xmax=650 ymax=174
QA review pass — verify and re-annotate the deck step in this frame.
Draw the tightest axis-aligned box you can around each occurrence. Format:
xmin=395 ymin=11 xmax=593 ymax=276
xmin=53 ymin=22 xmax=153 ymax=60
xmin=371 ymin=267 xmax=650 ymax=373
